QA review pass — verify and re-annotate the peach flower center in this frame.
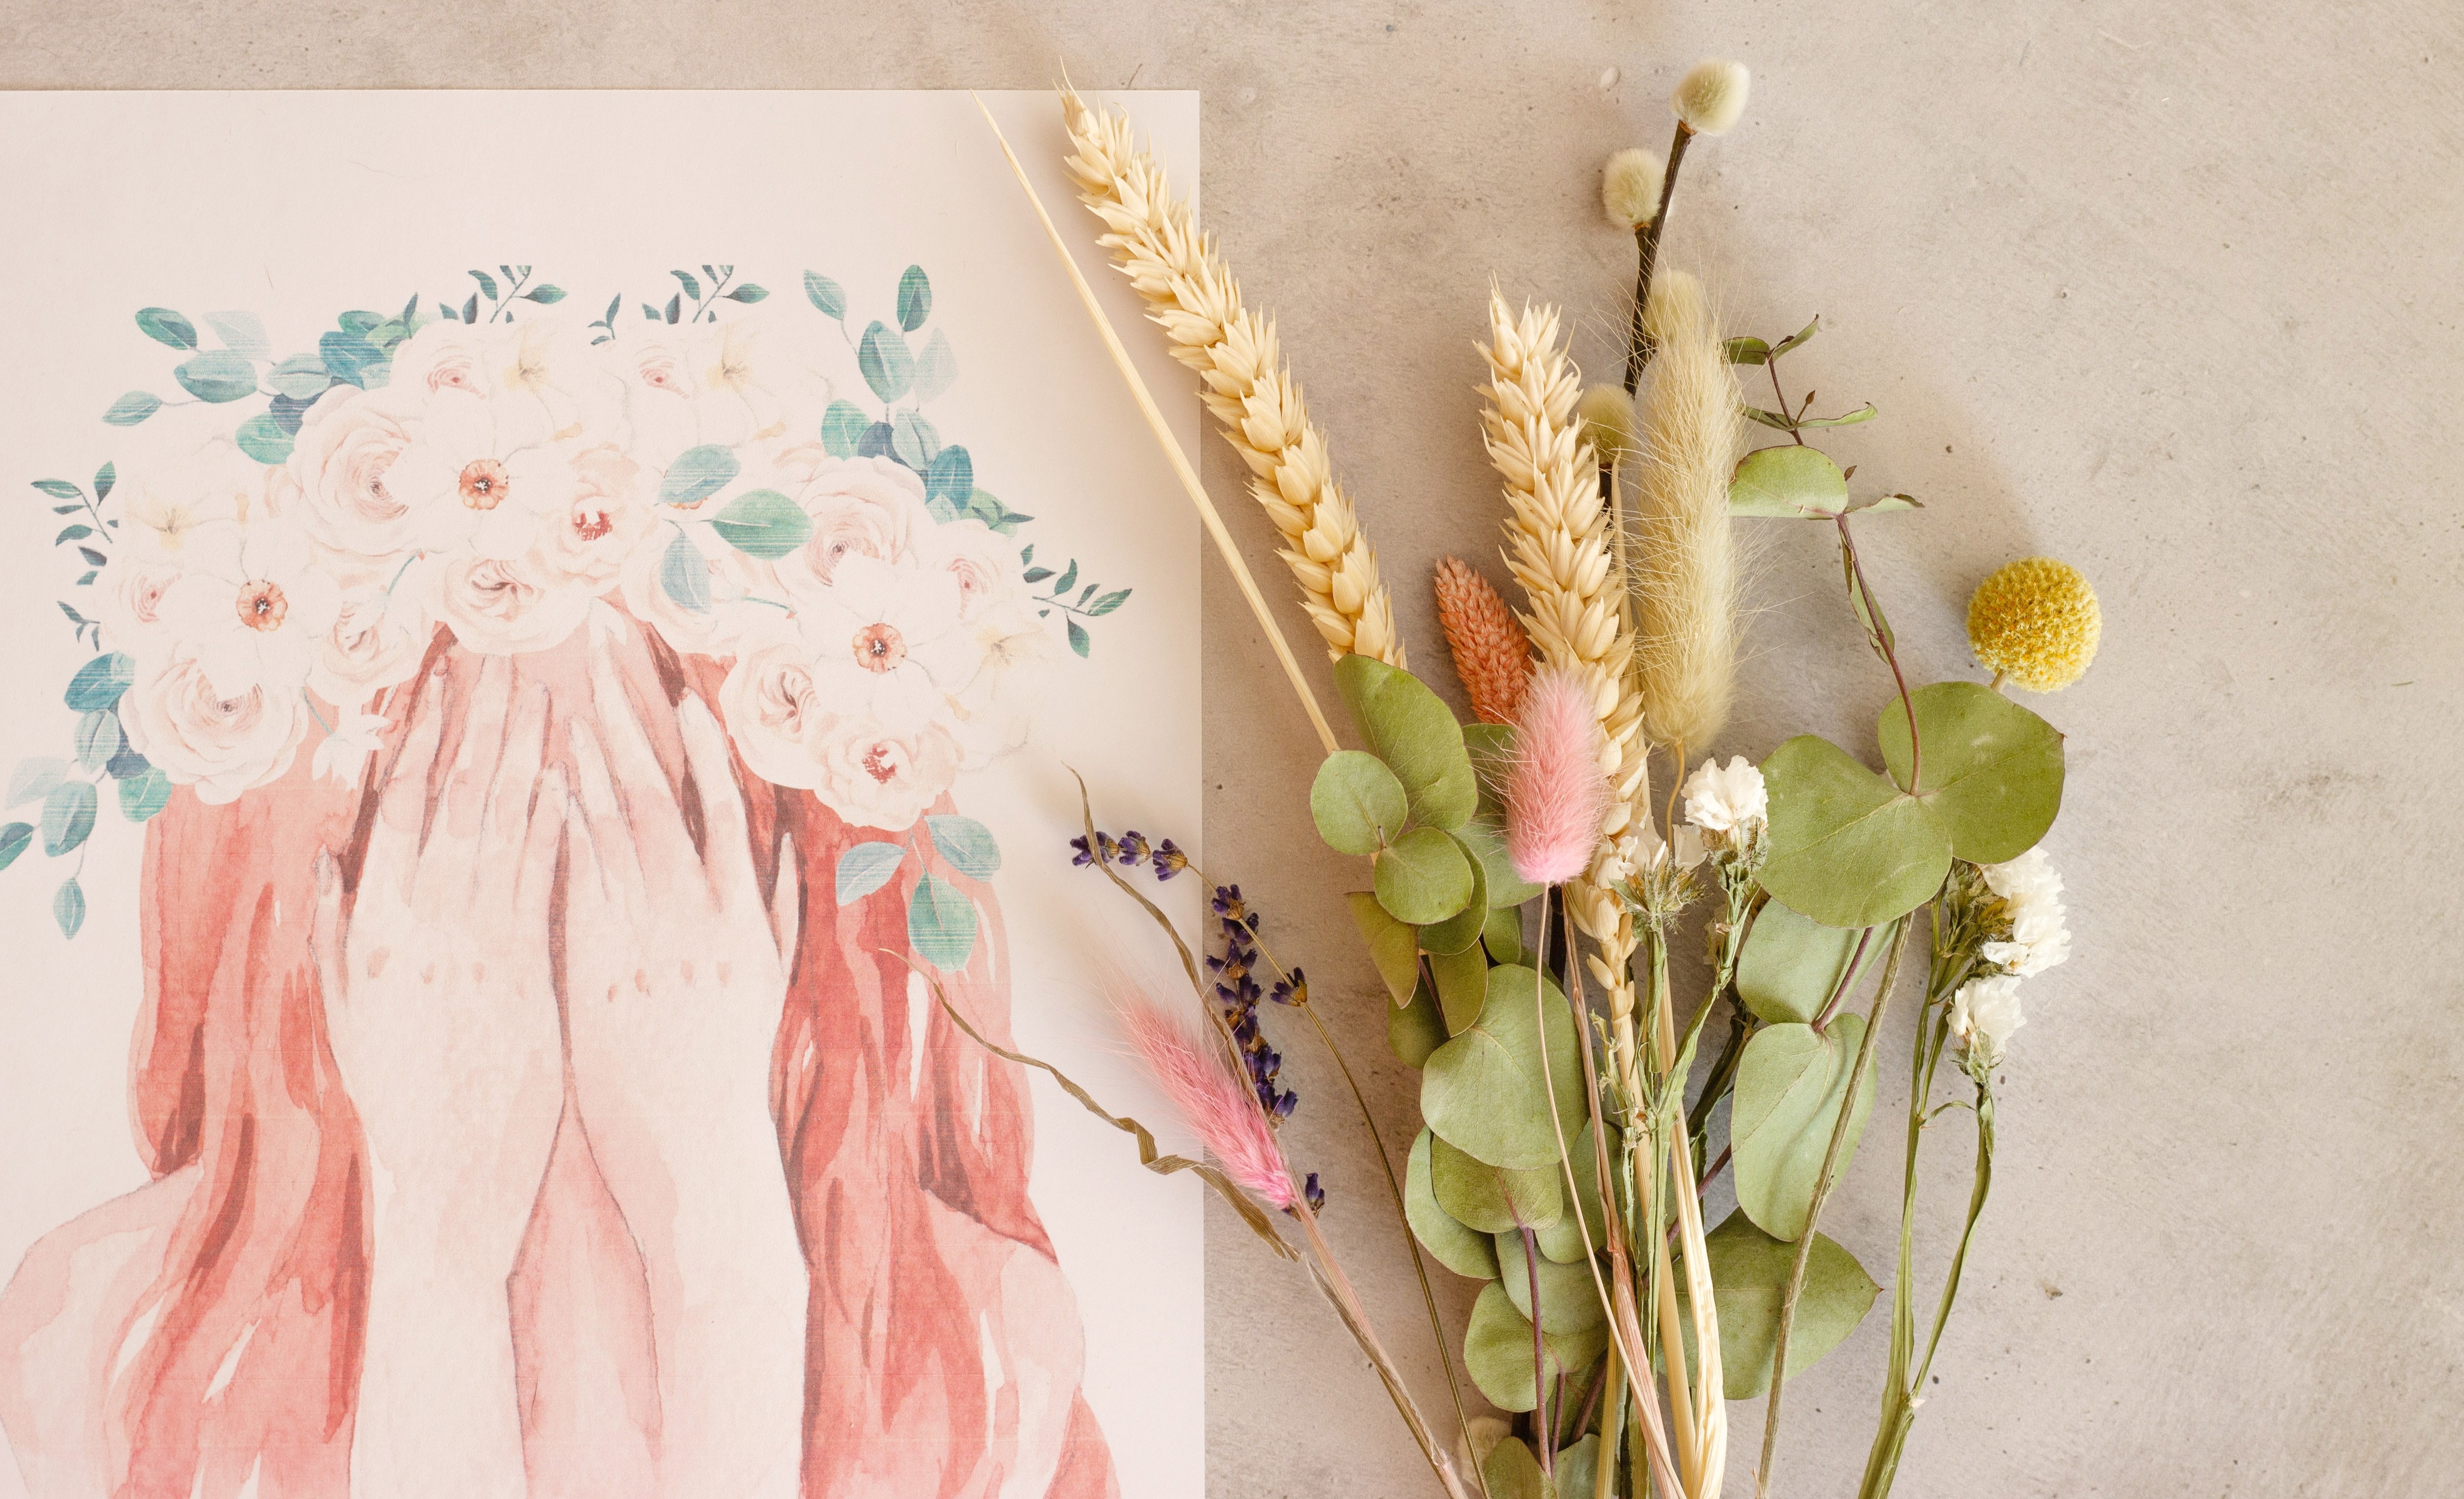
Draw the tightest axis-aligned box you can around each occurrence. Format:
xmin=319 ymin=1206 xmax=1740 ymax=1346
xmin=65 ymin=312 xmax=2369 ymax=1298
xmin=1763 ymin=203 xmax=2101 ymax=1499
xmin=236 ymin=580 xmax=289 ymax=633
xmin=458 ymin=458 xmax=509 ymax=510
xmin=852 ymin=622 xmax=905 ymax=674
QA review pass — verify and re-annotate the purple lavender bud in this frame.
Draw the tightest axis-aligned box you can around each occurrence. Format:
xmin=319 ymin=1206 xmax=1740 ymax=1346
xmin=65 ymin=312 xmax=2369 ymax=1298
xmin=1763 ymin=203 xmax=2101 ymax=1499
xmin=1152 ymin=840 xmax=1188 ymax=879
xmin=1116 ymin=830 xmax=1151 ymax=865
xmin=1303 ymin=1173 xmax=1325 ymax=1211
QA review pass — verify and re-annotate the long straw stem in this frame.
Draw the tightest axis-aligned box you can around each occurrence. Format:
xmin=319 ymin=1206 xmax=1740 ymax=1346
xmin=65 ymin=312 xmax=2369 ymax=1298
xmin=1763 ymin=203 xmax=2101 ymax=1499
xmin=971 ymin=92 xmax=1340 ymax=755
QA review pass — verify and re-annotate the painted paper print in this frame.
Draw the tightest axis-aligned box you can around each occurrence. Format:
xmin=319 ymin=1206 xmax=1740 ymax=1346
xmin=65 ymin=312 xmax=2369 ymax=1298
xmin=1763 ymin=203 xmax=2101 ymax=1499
xmin=0 ymin=92 xmax=1203 ymax=1499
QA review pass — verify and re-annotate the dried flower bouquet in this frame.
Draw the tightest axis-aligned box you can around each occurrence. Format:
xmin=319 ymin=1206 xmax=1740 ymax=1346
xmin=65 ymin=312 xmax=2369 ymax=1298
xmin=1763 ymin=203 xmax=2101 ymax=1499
xmin=972 ymin=70 xmax=2102 ymax=1499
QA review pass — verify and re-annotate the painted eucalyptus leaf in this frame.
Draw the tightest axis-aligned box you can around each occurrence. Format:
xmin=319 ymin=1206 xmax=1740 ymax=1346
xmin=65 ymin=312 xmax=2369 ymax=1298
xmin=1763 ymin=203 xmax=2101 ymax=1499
xmin=40 ymin=780 xmax=96 ymax=857
xmin=1421 ymin=964 xmax=1587 ymax=1171
xmin=1418 ymin=835 xmax=1490 ymax=954
xmin=1456 ymin=814 xmax=1544 ymax=908
xmin=1373 ymin=825 xmax=1474 ymax=925
xmin=173 ymin=351 xmax=257 ymax=404
xmin=924 ymin=814 xmax=1000 ymax=879
xmin=906 ymin=872 xmax=978 ymax=972
xmin=1729 ymin=444 xmax=1849 ymax=518
xmin=1736 ymin=901 xmax=1874 ymax=1025
xmin=659 ymin=444 xmax=739 ymax=506
xmin=1347 ymin=891 xmax=1419 ymax=1007
xmin=1464 ymin=1282 xmax=1609 ymax=1414
xmin=1427 ymin=943 xmax=1491 ymax=1036
xmin=1310 ymin=750 xmax=1409 ymax=856
xmin=1430 ymin=1133 xmax=1561 ymax=1234
xmin=1876 ymin=680 xmax=2065 ymax=864
xmin=1731 ymin=1015 xmax=1877 ymax=1242
xmin=1389 ymin=978 xmax=1449 ymax=1069
xmin=1700 ymin=1208 xmax=1879 ymax=1398
xmin=709 ymin=490 xmax=813 ymax=559
xmin=1756 ymin=734 xmax=1950 ymax=929
xmin=1333 ymin=654 xmax=1478 ymax=832
xmin=1404 ymin=1128 xmax=1499 ymax=1278
xmin=1496 ymin=1227 xmax=1606 ymax=1334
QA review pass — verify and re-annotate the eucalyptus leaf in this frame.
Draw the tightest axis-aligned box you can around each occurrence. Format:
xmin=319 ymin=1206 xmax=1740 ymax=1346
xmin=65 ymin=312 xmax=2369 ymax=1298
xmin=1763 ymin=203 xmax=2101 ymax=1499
xmin=64 ymin=653 xmax=134 ymax=711
xmin=115 ymin=768 xmax=170 ymax=822
xmin=136 ymin=307 xmax=196 ymax=349
xmin=1736 ymin=902 xmax=1874 ymax=1026
xmin=1876 ymin=681 xmax=2065 ymax=865
xmin=205 ymin=310 xmax=270 ymax=358
xmin=897 ymin=264 xmax=932 ymax=332
xmin=834 ymin=840 xmax=906 ymax=902
xmin=8 ymin=759 xmax=68 ymax=808
xmin=1457 ymin=814 xmax=1543 ymax=908
xmin=1421 ymin=964 xmax=1587 ymax=1171
xmin=53 ymin=878 xmax=85 ymax=939
xmin=1482 ymin=1435 xmax=1553 ymax=1499
xmin=0 ymin=823 xmax=27 ymax=869
xmin=40 ymin=780 xmax=96 ymax=857
xmin=1729 ymin=444 xmax=1850 ymax=519
xmin=1333 ymin=655 xmax=1478 ymax=832
xmin=1430 ymin=1133 xmax=1561 ymax=1236
xmin=1389 ymin=977 xmax=1450 ymax=1069
xmin=1731 ymin=1015 xmax=1878 ymax=1242
xmin=174 ymin=351 xmax=257 ymax=404
xmin=710 ymin=490 xmax=814 ymax=559
xmin=1699 ymin=1208 xmax=1879 ymax=1398
xmin=657 ymin=531 xmax=712 ymax=613
xmin=1417 ymin=832 xmax=1490 ymax=954
xmin=925 ymin=815 xmax=1001 ymax=880
xmin=1533 ymin=1120 xmax=1607 ymax=1264
xmin=1496 ymin=1226 xmax=1606 ymax=1334
xmin=907 ymin=872 xmax=978 ymax=972
xmin=820 ymin=399 xmax=869 ymax=457
xmin=1464 ymin=1282 xmax=1608 ymax=1413
xmin=103 ymin=391 xmax=161 ymax=426
xmin=1310 ymin=750 xmax=1408 ymax=856
xmin=1555 ymin=1436 xmax=1599 ymax=1499
xmin=858 ymin=320 xmax=914 ymax=403
xmin=1756 ymin=734 xmax=1951 ymax=929
xmin=1463 ymin=721 xmax=1515 ymax=820
xmin=1347 ymin=891 xmax=1420 ymax=1007
xmin=803 ymin=271 xmax=847 ymax=319
xmin=1427 ymin=943 xmax=1490 ymax=1032
xmin=1373 ymin=825 xmax=1474 ymax=925
xmin=659 ymin=444 xmax=739 ymax=507
xmin=1482 ymin=905 xmax=1528 ymax=967
xmin=1405 ymin=1128 xmax=1499 ymax=1278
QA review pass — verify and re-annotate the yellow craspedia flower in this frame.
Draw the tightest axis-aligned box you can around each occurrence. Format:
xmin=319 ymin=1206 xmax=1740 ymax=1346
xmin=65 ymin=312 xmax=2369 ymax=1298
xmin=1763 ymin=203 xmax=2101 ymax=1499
xmin=1967 ymin=557 xmax=2101 ymax=692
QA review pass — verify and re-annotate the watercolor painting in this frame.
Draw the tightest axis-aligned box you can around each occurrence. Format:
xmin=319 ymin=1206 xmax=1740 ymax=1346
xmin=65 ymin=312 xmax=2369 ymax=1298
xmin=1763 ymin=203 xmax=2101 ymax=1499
xmin=0 ymin=93 xmax=1205 ymax=1499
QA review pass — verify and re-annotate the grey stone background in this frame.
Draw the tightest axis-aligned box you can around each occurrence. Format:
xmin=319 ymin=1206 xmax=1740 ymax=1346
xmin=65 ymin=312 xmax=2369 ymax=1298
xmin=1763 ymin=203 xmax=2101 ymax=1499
xmin=3 ymin=2 xmax=2458 ymax=1495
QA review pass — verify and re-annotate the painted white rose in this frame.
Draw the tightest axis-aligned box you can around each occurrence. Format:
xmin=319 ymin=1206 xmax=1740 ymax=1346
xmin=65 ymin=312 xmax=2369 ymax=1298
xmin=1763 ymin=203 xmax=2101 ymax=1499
xmin=803 ymin=714 xmax=962 ymax=833
xmin=767 ymin=451 xmax=932 ymax=602
xmin=309 ymin=580 xmax=436 ymax=711
xmin=109 ymin=417 xmax=269 ymax=564
xmin=536 ymin=443 xmax=656 ymax=591
xmin=717 ymin=634 xmax=831 ymax=791
xmin=389 ymin=317 xmax=621 ymax=437
xmin=615 ymin=315 xmax=833 ymax=472
xmin=120 ymin=651 xmax=309 ymax=804
xmin=155 ymin=521 xmax=343 ymax=699
xmin=943 ymin=601 xmax=1054 ymax=767
xmin=428 ymin=551 xmax=592 ymax=656
xmin=285 ymin=383 xmax=433 ymax=574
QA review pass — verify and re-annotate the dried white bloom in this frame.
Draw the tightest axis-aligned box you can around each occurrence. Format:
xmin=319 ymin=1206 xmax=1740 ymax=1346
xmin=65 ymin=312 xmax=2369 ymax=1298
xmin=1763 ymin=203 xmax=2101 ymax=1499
xmin=1950 ymin=974 xmax=2025 ymax=1066
xmin=1673 ymin=59 xmax=1751 ymax=136
xmin=1980 ymin=847 xmax=2071 ymax=977
xmin=1681 ymin=754 xmax=1767 ymax=838
xmin=1578 ymin=383 xmax=1640 ymax=460
xmin=1601 ymin=146 xmax=1665 ymax=228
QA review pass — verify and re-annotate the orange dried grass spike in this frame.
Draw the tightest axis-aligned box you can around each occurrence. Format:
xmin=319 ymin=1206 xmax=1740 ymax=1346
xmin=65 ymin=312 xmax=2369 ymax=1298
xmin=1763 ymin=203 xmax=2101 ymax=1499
xmin=1433 ymin=557 xmax=1532 ymax=725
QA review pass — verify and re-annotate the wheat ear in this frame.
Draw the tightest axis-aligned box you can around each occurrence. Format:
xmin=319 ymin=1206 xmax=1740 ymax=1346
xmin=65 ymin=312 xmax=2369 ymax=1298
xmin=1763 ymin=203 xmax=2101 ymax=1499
xmin=1060 ymin=90 xmax=1405 ymax=670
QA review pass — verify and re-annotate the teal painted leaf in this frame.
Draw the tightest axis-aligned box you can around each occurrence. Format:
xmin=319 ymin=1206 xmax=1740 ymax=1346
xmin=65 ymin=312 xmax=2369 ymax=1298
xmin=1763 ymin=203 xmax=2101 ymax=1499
xmin=1084 ymin=588 xmax=1130 ymax=618
xmin=1310 ymin=750 xmax=1409 ymax=856
xmin=657 ymin=531 xmax=712 ymax=613
xmin=0 ymin=822 xmax=28 ymax=870
xmin=820 ymin=399 xmax=869 ymax=457
xmin=1404 ymin=1128 xmax=1499 ymax=1278
xmin=890 ymin=409 xmax=941 ymax=470
xmin=41 ymin=779 xmax=96 ymax=857
xmin=1736 ymin=902 xmax=1874 ymax=1025
xmin=1372 ymin=825 xmax=1474 ymax=925
xmin=723 ymin=284 xmax=768 ymax=303
xmin=925 ymin=815 xmax=1001 ymax=879
xmin=175 ymin=351 xmax=257 ymax=404
xmin=1699 ymin=1208 xmax=1880 ymax=1398
xmin=64 ymin=654 xmax=134 ymax=711
xmin=135 ymin=307 xmax=196 ymax=349
xmin=924 ymin=445 xmax=972 ymax=508
xmin=855 ymin=421 xmax=897 ymax=461
xmin=103 ymin=391 xmax=161 ymax=426
xmin=1346 ymin=891 xmax=1420 ymax=1008
xmin=913 ymin=329 xmax=957 ymax=402
xmin=664 ymin=293 xmax=681 ymax=324
xmin=1732 ymin=1016 xmax=1878 ymax=1241
xmin=1333 ymin=655 xmax=1478 ymax=833
xmin=710 ymin=490 xmax=813 ymax=559
xmin=53 ymin=878 xmax=85 ymax=939
xmin=116 ymin=768 xmax=170 ymax=822
xmin=8 ymin=759 xmax=68 ymax=808
xmin=31 ymin=480 xmax=80 ymax=501
xmin=524 ymin=285 xmax=568 ymax=304
xmin=1421 ymin=963 xmax=1587 ymax=1171
xmin=671 ymin=268 xmax=700 ymax=301
xmin=1464 ymin=1281 xmax=1608 ymax=1413
xmin=56 ymin=525 xmax=92 ymax=544
xmin=804 ymin=271 xmax=847 ymax=319
xmin=205 ymin=310 xmax=269 ymax=358
xmin=659 ymin=444 xmax=739 ymax=506
xmin=1756 ymin=734 xmax=1950 ymax=929
xmin=1065 ymin=619 xmax=1091 ymax=658
xmin=73 ymin=711 xmax=121 ymax=771
xmin=1876 ymin=680 xmax=2065 ymax=865
xmin=93 ymin=463 xmax=114 ymax=503
xmin=319 ymin=330 xmax=387 ymax=388
xmin=268 ymin=355 xmax=330 ymax=399
xmin=1729 ymin=444 xmax=1850 ymax=519
xmin=1051 ymin=559 xmax=1079 ymax=594
xmin=897 ymin=264 xmax=932 ymax=332
xmin=858 ymin=321 xmax=915 ymax=403
xmin=471 ymin=268 xmax=501 ymax=300
xmin=835 ymin=840 xmax=907 ymax=902
xmin=908 ymin=871 xmax=979 ymax=972
xmin=235 ymin=414 xmax=294 ymax=464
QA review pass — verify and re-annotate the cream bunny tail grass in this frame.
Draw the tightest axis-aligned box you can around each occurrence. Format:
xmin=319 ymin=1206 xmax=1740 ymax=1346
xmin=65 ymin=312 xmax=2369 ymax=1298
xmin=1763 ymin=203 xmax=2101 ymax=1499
xmin=1632 ymin=270 xmax=1744 ymax=753
xmin=1060 ymin=90 xmax=1405 ymax=670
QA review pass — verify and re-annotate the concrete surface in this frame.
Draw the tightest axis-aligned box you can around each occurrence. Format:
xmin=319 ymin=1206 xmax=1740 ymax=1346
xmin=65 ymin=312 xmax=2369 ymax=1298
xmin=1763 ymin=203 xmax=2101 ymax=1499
xmin=2 ymin=3 xmax=2458 ymax=1495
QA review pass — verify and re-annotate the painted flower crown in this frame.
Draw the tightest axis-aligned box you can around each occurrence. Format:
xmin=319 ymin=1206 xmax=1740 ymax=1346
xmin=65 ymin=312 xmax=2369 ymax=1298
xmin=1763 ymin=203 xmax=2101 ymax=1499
xmin=10 ymin=265 xmax=1129 ymax=940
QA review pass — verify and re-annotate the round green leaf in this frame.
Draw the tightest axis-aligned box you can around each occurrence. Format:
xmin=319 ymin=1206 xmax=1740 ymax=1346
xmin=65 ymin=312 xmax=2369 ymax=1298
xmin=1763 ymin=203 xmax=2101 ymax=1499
xmin=1736 ymin=902 xmax=1874 ymax=1025
xmin=1418 ymin=834 xmax=1491 ymax=954
xmin=1427 ymin=943 xmax=1490 ymax=1032
xmin=103 ymin=391 xmax=161 ymax=426
xmin=1463 ymin=721 xmax=1515 ymax=820
xmin=819 ymin=399 xmax=869 ymax=458
xmin=1729 ymin=444 xmax=1848 ymax=518
xmin=1310 ymin=750 xmax=1409 ymax=856
xmin=1554 ymin=1436 xmax=1601 ymax=1499
xmin=1700 ymin=1208 xmax=1880 ymax=1398
xmin=235 ymin=413 xmax=294 ymax=465
xmin=0 ymin=823 xmax=31 ymax=870
xmin=53 ymin=877 xmax=85 ymax=939
xmin=1756 ymin=734 xmax=1951 ymax=929
xmin=1374 ymin=825 xmax=1474 ymax=925
xmin=710 ymin=489 xmax=813 ymax=559
xmin=1430 ymin=1133 xmax=1560 ymax=1234
xmin=907 ymin=872 xmax=978 ymax=972
xmin=897 ymin=264 xmax=933 ymax=332
xmin=1731 ymin=1016 xmax=1878 ymax=1242
xmin=924 ymin=814 xmax=1000 ymax=879
xmin=115 ymin=768 xmax=170 ymax=822
xmin=1421 ymin=964 xmax=1587 ymax=1171
xmin=836 ymin=840 xmax=906 ymax=902
xmin=1405 ymin=1128 xmax=1499 ymax=1278
xmin=1388 ymin=977 xmax=1449 ymax=1069
xmin=1481 ymin=1437 xmax=1551 ymax=1499
xmin=40 ymin=780 xmax=96 ymax=857
xmin=1481 ymin=905 xmax=1528 ymax=967
xmin=1496 ymin=1226 xmax=1606 ymax=1334
xmin=1346 ymin=891 xmax=1420 ymax=1008
xmin=1464 ymin=1281 xmax=1608 ymax=1413
xmin=136 ymin=307 xmax=196 ymax=349
xmin=174 ymin=350 xmax=258 ymax=404
xmin=803 ymin=271 xmax=847 ymax=319
xmin=1533 ymin=1120 xmax=1606 ymax=1263
xmin=657 ymin=531 xmax=712 ymax=613
xmin=64 ymin=653 xmax=134 ymax=712
xmin=1456 ymin=814 xmax=1543 ymax=909
xmin=1876 ymin=680 xmax=2065 ymax=865
xmin=858 ymin=321 xmax=915 ymax=403
xmin=1333 ymin=655 xmax=1478 ymax=832
xmin=659 ymin=444 xmax=739 ymax=507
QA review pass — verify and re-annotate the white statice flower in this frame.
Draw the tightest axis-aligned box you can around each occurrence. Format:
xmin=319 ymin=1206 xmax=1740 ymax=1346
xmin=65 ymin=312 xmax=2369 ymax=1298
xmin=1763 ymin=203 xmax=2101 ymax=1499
xmin=154 ymin=520 xmax=342 ymax=700
xmin=1979 ymin=846 xmax=2071 ymax=977
xmin=615 ymin=316 xmax=834 ymax=472
xmin=1681 ymin=754 xmax=1768 ymax=852
xmin=311 ymin=712 xmax=392 ymax=786
xmin=1949 ymin=974 xmax=2026 ymax=1067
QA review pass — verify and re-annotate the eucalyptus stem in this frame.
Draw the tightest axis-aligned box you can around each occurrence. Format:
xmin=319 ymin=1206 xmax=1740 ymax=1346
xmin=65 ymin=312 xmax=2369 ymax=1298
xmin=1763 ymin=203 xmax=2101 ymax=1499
xmin=1753 ymin=915 xmax=1913 ymax=1499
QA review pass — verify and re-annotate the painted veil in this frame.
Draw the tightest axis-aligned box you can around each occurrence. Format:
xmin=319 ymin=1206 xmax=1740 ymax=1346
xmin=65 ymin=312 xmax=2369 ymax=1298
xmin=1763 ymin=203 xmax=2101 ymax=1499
xmin=0 ymin=273 xmax=1129 ymax=1498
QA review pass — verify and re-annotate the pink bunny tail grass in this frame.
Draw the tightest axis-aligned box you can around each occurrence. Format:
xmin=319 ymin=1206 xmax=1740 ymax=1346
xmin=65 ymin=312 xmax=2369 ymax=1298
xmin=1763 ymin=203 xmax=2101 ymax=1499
xmin=1118 ymin=999 xmax=1296 ymax=1210
xmin=1504 ymin=666 xmax=1610 ymax=887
